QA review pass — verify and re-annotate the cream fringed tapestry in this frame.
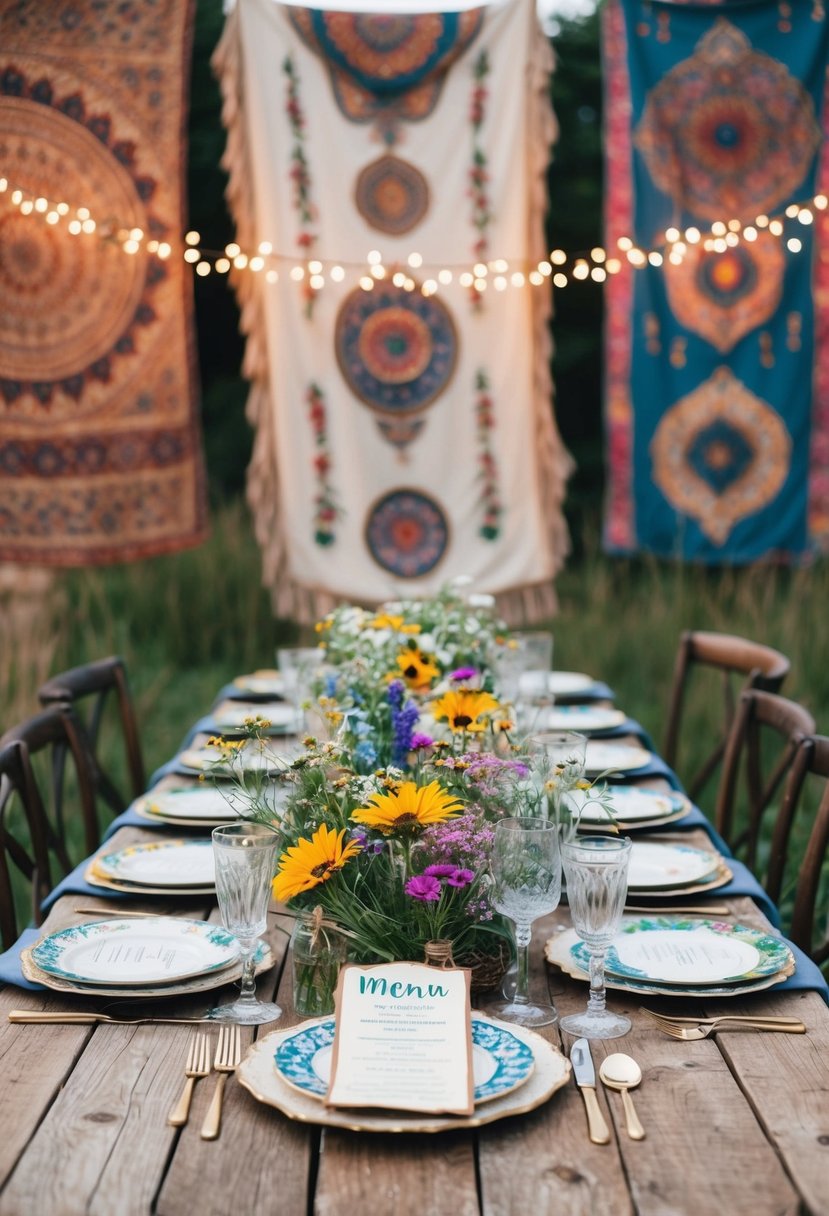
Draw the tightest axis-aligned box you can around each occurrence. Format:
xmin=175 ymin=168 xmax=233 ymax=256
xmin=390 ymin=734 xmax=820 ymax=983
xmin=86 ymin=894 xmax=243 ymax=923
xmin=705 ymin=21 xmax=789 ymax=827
xmin=214 ymin=0 xmax=571 ymax=623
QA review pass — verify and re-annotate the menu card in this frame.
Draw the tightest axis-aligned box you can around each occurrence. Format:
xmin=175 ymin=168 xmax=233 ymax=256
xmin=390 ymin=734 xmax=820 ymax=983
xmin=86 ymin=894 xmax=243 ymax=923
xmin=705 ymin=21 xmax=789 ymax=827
xmin=326 ymin=962 xmax=474 ymax=1115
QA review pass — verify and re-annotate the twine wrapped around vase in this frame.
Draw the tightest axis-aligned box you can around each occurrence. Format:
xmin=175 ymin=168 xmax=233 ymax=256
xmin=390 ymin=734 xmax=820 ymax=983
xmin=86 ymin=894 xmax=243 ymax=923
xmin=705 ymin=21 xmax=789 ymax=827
xmin=423 ymin=940 xmax=456 ymax=969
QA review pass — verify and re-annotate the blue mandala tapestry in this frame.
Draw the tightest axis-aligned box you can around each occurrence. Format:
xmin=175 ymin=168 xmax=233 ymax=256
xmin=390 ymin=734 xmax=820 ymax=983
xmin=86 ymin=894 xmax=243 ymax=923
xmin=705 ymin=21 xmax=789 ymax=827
xmin=604 ymin=0 xmax=829 ymax=563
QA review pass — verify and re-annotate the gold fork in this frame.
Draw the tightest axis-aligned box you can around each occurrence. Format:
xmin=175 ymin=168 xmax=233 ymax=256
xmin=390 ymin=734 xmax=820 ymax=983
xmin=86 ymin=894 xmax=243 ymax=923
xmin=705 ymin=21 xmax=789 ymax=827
xmin=654 ymin=1019 xmax=807 ymax=1041
xmin=200 ymin=1024 xmax=242 ymax=1141
xmin=640 ymin=1007 xmax=806 ymax=1031
xmin=168 ymin=1031 xmax=211 ymax=1127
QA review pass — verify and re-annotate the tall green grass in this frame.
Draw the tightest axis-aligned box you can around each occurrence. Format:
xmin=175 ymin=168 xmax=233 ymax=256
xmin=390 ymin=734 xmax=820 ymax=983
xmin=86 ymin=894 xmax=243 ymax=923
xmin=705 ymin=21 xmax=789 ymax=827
xmin=2 ymin=499 xmax=827 ymax=955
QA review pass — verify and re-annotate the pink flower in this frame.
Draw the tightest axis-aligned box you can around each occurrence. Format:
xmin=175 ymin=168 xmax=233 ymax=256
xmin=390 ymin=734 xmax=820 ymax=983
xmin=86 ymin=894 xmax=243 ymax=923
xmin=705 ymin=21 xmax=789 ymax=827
xmin=405 ymin=874 xmax=442 ymax=902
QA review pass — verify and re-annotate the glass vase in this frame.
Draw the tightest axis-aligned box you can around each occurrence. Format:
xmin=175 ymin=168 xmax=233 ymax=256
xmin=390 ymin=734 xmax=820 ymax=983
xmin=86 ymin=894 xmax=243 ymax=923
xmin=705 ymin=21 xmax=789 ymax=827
xmin=291 ymin=913 xmax=348 ymax=1017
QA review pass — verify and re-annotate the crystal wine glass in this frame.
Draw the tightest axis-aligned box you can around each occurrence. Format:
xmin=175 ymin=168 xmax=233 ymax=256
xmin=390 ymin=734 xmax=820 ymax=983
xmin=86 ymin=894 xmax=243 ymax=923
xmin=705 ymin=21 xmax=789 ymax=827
xmin=527 ymin=730 xmax=588 ymax=843
xmin=487 ymin=817 xmax=562 ymax=1028
xmin=560 ymin=835 xmax=632 ymax=1040
xmin=209 ymin=822 xmax=282 ymax=1024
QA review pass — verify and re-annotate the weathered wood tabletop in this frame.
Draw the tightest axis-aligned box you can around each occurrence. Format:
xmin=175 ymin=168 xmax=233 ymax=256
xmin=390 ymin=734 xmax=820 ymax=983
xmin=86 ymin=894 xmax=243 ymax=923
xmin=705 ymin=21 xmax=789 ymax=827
xmin=0 ymin=765 xmax=827 ymax=1214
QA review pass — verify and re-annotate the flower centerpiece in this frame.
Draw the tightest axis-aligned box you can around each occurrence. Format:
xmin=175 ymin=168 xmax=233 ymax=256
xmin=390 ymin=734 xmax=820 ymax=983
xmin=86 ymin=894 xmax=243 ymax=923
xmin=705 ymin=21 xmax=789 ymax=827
xmin=204 ymin=589 xmax=609 ymax=997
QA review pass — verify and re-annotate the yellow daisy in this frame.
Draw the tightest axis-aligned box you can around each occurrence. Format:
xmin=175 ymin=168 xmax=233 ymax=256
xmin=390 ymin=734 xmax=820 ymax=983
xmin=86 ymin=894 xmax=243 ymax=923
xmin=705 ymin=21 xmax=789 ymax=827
xmin=395 ymin=649 xmax=441 ymax=690
xmin=272 ymin=824 xmax=361 ymax=902
xmin=351 ymin=780 xmax=463 ymax=835
xmin=430 ymin=689 xmax=500 ymax=733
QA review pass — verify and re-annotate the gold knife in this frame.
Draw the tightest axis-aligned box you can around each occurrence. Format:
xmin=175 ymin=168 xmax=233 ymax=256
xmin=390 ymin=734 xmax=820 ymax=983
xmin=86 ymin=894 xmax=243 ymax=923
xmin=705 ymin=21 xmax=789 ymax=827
xmin=570 ymin=1037 xmax=611 ymax=1145
xmin=8 ymin=1010 xmax=213 ymax=1025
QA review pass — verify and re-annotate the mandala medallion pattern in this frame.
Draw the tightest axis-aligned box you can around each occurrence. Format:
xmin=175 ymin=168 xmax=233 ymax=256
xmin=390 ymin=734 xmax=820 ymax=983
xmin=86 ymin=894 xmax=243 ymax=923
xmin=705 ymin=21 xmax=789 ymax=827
xmin=288 ymin=8 xmax=483 ymax=143
xmin=365 ymin=488 xmax=449 ymax=577
xmin=663 ymin=233 xmax=785 ymax=353
xmin=634 ymin=19 xmax=821 ymax=219
xmin=335 ymin=284 xmax=458 ymax=449
xmin=650 ymin=367 xmax=791 ymax=546
xmin=355 ymin=155 xmax=429 ymax=235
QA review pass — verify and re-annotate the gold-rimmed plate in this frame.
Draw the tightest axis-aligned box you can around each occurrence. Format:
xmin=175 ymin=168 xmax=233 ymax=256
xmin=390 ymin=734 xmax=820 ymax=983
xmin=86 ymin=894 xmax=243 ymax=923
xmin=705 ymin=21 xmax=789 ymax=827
xmin=237 ymin=1016 xmax=570 ymax=1133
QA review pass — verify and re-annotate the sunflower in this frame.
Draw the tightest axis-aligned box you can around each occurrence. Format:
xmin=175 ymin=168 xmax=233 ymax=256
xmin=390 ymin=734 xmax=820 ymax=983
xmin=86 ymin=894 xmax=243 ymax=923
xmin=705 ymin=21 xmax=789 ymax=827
xmin=272 ymin=823 xmax=361 ymax=902
xmin=395 ymin=648 xmax=441 ymax=690
xmin=351 ymin=780 xmax=463 ymax=835
xmin=430 ymin=689 xmax=500 ymax=732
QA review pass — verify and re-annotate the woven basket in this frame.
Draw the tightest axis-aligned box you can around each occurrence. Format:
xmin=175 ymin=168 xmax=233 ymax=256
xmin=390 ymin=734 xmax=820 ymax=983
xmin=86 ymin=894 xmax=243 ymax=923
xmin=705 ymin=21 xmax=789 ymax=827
xmin=457 ymin=941 xmax=512 ymax=994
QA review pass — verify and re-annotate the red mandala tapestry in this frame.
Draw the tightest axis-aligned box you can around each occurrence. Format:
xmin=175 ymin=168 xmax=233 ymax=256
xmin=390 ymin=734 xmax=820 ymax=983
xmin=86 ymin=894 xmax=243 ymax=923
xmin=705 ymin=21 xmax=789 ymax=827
xmin=0 ymin=0 xmax=207 ymax=565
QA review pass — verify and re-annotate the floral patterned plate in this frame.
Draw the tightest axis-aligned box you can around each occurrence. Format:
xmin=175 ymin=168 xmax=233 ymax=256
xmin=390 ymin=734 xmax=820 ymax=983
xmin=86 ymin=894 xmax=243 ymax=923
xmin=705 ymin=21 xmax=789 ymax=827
xmin=238 ymin=1015 xmax=570 ymax=1132
xmin=135 ymin=786 xmax=243 ymax=825
xmin=546 ymin=921 xmax=794 ymax=994
xmin=274 ymin=1014 xmax=535 ymax=1106
xmin=231 ymin=670 xmax=287 ymax=697
xmin=210 ymin=700 xmax=300 ymax=734
xmin=570 ymin=786 xmax=690 ymax=827
xmin=547 ymin=672 xmax=597 ymax=696
xmin=176 ymin=742 xmax=294 ymax=776
xmin=31 ymin=917 xmax=240 ymax=986
xmin=583 ymin=742 xmax=653 ymax=776
xmin=92 ymin=840 xmax=215 ymax=887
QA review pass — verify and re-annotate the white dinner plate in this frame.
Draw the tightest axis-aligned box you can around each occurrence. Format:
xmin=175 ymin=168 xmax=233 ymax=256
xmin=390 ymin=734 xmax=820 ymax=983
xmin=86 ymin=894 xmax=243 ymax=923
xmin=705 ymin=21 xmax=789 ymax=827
xmin=583 ymin=742 xmax=652 ymax=776
xmin=627 ymin=841 xmax=722 ymax=890
xmin=540 ymin=706 xmax=627 ymax=733
xmin=211 ymin=701 xmax=300 ymax=734
xmin=569 ymin=785 xmax=689 ymax=825
xmin=232 ymin=670 xmax=287 ymax=697
xmin=545 ymin=925 xmax=795 ymax=997
xmin=547 ymin=671 xmax=597 ymax=696
xmin=136 ymin=786 xmax=242 ymax=823
xmin=93 ymin=840 xmax=215 ymax=887
xmin=31 ymin=917 xmax=240 ymax=986
xmin=176 ymin=742 xmax=293 ymax=776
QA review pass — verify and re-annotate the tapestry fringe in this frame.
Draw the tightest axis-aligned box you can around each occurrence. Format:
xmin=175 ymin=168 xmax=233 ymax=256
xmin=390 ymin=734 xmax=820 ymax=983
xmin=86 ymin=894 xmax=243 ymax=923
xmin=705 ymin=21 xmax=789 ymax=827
xmin=525 ymin=19 xmax=574 ymax=623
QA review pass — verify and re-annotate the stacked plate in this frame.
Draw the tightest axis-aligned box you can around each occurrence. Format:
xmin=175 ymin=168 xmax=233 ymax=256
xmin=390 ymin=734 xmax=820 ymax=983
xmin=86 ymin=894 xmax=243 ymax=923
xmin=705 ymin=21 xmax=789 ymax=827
xmin=583 ymin=741 xmax=653 ymax=777
xmin=624 ymin=839 xmax=732 ymax=896
xmin=22 ymin=917 xmax=274 ymax=999
xmin=176 ymin=740 xmax=295 ymax=778
xmin=237 ymin=1013 xmax=571 ymax=1133
xmin=539 ymin=705 xmax=627 ymax=735
xmin=85 ymin=839 xmax=216 ymax=895
xmin=230 ymin=670 xmax=287 ymax=698
xmin=569 ymin=785 xmax=691 ymax=832
xmin=547 ymin=671 xmax=600 ymax=698
xmin=134 ymin=784 xmax=288 ymax=829
xmin=210 ymin=700 xmax=301 ymax=736
xmin=546 ymin=916 xmax=795 ymax=999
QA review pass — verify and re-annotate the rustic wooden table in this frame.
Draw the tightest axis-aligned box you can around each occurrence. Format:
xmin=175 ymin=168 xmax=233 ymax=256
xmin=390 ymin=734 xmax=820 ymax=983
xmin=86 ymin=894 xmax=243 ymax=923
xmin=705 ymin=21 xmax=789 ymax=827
xmin=1 ymin=747 xmax=827 ymax=1215
xmin=1 ymin=826 xmax=826 ymax=1215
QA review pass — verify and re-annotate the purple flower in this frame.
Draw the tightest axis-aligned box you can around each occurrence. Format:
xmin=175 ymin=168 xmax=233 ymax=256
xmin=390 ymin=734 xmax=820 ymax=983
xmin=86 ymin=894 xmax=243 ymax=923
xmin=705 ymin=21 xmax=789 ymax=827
xmin=387 ymin=679 xmax=405 ymax=710
xmin=410 ymin=733 xmax=434 ymax=751
xmin=446 ymin=868 xmax=475 ymax=888
xmin=390 ymin=695 xmax=420 ymax=767
xmin=405 ymin=874 xmax=442 ymax=902
xmin=450 ymin=667 xmax=478 ymax=681
xmin=424 ymin=864 xmax=457 ymax=878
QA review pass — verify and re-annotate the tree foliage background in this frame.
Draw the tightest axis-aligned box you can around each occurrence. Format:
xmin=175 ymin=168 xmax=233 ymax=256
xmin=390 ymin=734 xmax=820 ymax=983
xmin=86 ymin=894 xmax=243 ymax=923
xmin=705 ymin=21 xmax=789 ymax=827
xmin=188 ymin=3 xmax=604 ymax=548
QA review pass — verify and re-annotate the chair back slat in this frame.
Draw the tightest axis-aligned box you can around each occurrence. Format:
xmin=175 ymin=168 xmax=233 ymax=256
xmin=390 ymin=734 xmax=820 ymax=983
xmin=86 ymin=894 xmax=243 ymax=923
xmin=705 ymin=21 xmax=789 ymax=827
xmin=714 ymin=689 xmax=815 ymax=894
xmin=786 ymin=736 xmax=829 ymax=966
xmin=663 ymin=630 xmax=790 ymax=804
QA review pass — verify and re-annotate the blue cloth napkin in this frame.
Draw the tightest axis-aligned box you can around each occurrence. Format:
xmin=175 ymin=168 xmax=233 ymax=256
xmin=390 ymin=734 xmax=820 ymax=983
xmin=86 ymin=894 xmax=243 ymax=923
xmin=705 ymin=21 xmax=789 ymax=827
xmin=775 ymin=941 xmax=829 ymax=1001
xmin=40 ymin=857 xmax=149 ymax=914
xmin=0 ymin=927 xmax=44 ymax=992
xmin=626 ymin=855 xmax=780 ymax=928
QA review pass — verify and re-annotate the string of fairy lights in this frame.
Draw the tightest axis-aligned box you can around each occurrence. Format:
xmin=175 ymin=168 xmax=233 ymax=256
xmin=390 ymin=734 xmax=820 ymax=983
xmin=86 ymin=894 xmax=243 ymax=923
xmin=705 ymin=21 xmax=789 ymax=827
xmin=1 ymin=172 xmax=826 ymax=297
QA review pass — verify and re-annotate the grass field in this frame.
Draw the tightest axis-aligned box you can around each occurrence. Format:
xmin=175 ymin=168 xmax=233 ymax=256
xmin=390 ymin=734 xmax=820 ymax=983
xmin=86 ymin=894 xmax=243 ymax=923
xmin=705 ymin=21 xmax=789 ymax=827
xmin=3 ymin=497 xmax=827 ymax=956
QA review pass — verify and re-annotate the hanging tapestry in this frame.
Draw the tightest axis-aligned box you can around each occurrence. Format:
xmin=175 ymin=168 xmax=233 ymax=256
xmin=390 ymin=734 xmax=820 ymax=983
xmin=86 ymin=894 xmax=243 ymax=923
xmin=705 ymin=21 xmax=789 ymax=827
xmin=604 ymin=0 xmax=829 ymax=563
xmin=0 ymin=0 xmax=208 ymax=566
xmin=214 ymin=0 xmax=570 ymax=623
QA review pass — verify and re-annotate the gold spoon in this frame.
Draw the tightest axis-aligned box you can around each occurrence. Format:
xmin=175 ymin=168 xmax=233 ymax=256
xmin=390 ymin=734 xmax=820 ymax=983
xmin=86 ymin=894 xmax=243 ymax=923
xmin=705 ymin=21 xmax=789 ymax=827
xmin=599 ymin=1053 xmax=645 ymax=1140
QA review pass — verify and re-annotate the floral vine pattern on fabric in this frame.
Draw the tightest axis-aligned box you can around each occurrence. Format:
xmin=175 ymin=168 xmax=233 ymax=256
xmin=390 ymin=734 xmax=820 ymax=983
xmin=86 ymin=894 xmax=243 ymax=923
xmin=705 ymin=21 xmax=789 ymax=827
xmin=283 ymin=54 xmax=317 ymax=317
xmin=307 ymin=382 xmax=339 ymax=545
xmin=468 ymin=50 xmax=492 ymax=311
xmin=474 ymin=369 xmax=502 ymax=540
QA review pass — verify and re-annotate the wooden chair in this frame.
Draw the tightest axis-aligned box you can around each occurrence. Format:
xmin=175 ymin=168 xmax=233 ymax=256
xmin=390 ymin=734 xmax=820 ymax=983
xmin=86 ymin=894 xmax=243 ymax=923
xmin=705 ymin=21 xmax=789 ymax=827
xmin=663 ymin=630 xmax=790 ymax=803
xmin=781 ymin=735 xmax=829 ymax=968
xmin=0 ymin=704 xmax=101 ymax=862
xmin=714 ymin=689 xmax=816 ymax=891
xmin=0 ymin=714 xmax=99 ymax=949
xmin=38 ymin=655 xmax=145 ymax=817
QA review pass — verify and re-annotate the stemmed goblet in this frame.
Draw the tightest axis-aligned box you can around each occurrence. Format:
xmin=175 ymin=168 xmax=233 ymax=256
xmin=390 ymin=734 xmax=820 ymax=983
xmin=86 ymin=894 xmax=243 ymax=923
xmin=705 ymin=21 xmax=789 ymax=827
xmin=487 ymin=817 xmax=562 ymax=1028
xmin=209 ymin=823 xmax=283 ymax=1025
xmin=560 ymin=835 xmax=632 ymax=1040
